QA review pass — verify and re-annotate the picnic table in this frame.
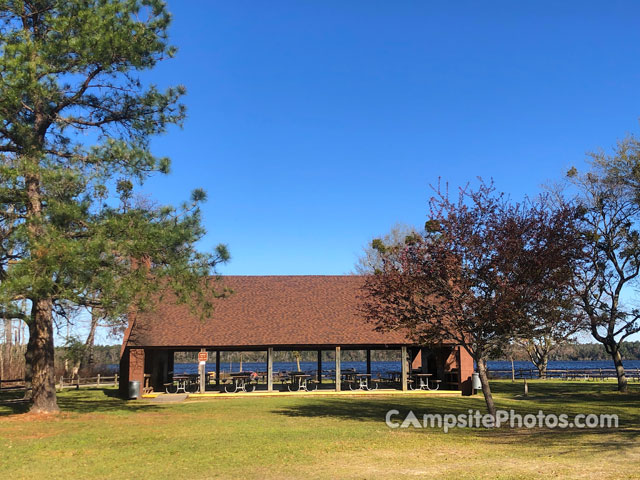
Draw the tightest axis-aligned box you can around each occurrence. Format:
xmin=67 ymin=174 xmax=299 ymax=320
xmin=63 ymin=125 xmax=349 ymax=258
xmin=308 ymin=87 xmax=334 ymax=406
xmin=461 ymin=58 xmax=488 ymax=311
xmin=410 ymin=373 xmax=437 ymax=390
xmin=224 ymin=372 xmax=256 ymax=393
xmin=286 ymin=372 xmax=317 ymax=392
xmin=167 ymin=374 xmax=199 ymax=394
xmin=347 ymin=373 xmax=376 ymax=391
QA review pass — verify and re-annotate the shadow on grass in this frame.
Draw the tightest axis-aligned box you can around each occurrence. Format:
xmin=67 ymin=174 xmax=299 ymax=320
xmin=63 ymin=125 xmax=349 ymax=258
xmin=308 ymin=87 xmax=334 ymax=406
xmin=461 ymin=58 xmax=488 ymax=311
xmin=491 ymin=379 xmax=640 ymax=398
xmin=272 ymin=381 xmax=640 ymax=452
xmin=0 ymin=387 xmax=160 ymax=416
xmin=272 ymin=396 xmax=485 ymax=423
xmin=480 ymin=425 xmax=640 ymax=453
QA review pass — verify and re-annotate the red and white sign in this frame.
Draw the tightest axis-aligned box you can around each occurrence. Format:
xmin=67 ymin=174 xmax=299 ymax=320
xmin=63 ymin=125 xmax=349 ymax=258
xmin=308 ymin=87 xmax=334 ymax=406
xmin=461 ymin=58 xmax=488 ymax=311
xmin=198 ymin=351 xmax=208 ymax=363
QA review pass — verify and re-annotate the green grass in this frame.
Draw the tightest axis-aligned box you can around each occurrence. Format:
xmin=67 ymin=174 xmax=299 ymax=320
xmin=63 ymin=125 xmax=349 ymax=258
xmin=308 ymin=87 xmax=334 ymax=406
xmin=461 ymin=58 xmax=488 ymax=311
xmin=1 ymin=381 xmax=639 ymax=479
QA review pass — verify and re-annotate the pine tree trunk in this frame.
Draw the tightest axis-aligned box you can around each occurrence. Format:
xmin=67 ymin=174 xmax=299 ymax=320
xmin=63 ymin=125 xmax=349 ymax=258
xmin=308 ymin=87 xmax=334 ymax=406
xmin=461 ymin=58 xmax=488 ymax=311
xmin=611 ymin=346 xmax=628 ymax=393
xmin=24 ymin=166 xmax=58 ymax=411
xmin=476 ymin=357 xmax=497 ymax=418
xmin=28 ymin=299 xmax=59 ymax=413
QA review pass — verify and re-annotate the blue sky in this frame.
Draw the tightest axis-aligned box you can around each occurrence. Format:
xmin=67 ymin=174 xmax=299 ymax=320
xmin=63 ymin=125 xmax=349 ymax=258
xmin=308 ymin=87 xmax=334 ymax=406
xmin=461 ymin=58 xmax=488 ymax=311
xmin=141 ymin=0 xmax=640 ymax=276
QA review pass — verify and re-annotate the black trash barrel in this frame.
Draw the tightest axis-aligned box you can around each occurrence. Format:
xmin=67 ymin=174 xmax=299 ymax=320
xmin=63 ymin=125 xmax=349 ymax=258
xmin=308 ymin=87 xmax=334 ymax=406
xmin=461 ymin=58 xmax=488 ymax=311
xmin=128 ymin=380 xmax=140 ymax=399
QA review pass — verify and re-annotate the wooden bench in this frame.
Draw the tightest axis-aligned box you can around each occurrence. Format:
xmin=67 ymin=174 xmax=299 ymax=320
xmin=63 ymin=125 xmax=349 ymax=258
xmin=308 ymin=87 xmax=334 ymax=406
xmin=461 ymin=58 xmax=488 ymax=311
xmin=143 ymin=374 xmax=153 ymax=394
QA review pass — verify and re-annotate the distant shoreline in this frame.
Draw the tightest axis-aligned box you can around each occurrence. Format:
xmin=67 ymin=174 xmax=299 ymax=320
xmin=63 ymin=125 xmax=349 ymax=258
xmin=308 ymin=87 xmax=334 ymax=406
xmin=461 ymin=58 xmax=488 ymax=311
xmin=82 ymin=341 xmax=640 ymax=368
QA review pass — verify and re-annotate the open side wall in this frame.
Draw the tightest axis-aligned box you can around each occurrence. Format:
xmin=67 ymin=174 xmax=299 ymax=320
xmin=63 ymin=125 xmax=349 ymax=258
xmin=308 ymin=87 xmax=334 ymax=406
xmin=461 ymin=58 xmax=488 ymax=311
xmin=119 ymin=344 xmax=475 ymax=396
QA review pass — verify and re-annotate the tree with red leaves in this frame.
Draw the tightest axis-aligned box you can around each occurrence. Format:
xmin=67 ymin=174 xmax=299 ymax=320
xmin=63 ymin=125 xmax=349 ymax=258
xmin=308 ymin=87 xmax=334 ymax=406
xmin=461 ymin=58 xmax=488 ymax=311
xmin=361 ymin=181 xmax=584 ymax=416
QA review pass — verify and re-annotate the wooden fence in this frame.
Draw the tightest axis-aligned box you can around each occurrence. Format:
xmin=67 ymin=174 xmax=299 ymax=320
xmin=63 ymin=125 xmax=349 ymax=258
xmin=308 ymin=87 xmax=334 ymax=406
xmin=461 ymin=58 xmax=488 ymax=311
xmin=0 ymin=377 xmax=26 ymax=391
xmin=58 ymin=374 xmax=118 ymax=390
xmin=487 ymin=367 xmax=640 ymax=381
xmin=0 ymin=374 xmax=119 ymax=392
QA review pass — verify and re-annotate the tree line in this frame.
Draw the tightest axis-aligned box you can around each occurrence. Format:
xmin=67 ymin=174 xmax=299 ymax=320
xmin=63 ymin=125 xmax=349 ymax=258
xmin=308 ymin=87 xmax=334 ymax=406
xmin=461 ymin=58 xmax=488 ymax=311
xmin=495 ymin=341 xmax=640 ymax=362
xmin=71 ymin=342 xmax=640 ymax=367
xmin=30 ymin=339 xmax=639 ymax=379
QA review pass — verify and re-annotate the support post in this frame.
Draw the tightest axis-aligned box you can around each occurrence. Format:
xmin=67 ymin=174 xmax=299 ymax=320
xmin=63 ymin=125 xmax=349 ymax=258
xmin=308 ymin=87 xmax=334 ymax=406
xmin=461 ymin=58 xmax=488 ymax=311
xmin=267 ymin=347 xmax=273 ymax=392
xmin=366 ymin=349 xmax=371 ymax=375
xmin=335 ymin=346 xmax=341 ymax=392
xmin=401 ymin=346 xmax=408 ymax=391
xmin=458 ymin=346 xmax=474 ymax=396
xmin=215 ymin=351 xmax=220 ymax=388
xmin=317 ymin=350 xmax=322 ymax=384
xmin=199 ymin=348 xmax=206 ymax=394
xmin=97 ymin=374 xmax=101 ymax=387
xmin=114 ymin=373 xmax=118 ymax=386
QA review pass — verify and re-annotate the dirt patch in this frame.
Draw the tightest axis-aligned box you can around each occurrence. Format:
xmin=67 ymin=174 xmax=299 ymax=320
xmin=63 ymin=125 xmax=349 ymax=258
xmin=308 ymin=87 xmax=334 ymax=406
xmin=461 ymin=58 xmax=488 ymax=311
xmin=0 ymin=411 xmax=72 ymax=423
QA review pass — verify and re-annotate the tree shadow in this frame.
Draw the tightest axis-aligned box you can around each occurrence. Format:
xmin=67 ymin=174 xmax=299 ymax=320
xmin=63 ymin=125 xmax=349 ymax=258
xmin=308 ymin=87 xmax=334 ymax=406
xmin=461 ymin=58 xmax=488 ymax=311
xmin=480 ymin=426 xmax=640 ymax=453
xmin=272 ymin=382 xmax=640 ymax=453
xmin=490 ymin=379 xmax=640 ymax=398
xmin=56 ymin=388 xmax=162 ymax=414
xmin=0 ymin=387 xmax=161 ymax=416
xmin=272 ymin=396 xmax=486 ymax=422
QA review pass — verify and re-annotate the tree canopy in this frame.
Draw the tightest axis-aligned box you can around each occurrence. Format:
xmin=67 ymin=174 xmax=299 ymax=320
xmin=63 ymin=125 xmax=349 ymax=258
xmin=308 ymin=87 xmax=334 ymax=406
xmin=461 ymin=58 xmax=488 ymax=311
xmin=361 ymin=181 xmax=584 ymax=415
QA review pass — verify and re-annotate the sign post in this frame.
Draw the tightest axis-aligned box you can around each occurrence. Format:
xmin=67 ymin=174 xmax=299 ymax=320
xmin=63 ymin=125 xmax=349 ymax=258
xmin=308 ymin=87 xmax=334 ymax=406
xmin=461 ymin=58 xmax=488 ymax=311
xmin=198 ymin=349 xmax=208 ymax=393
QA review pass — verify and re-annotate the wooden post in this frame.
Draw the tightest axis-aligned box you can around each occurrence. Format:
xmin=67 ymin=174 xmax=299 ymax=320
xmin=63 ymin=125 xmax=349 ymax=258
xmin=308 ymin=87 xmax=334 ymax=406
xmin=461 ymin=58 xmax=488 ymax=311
xmin=114 ymin=373 xmax=118 ymax=386
xmin=366 ymin=349 xmax=371 ymax=375
xmin=97 ymin=374 xmax=101 ymax=387
xmin=215 ymin=351 xmax=221 ymax=388
xmin=317 ymin=350 xmax=322 ymax=384
xmin=267 ymin=347 xmax=273 ymax=392
xmin=335 ymin=346 xmax=341 ymax=392
xmin=510 ymin=358 xmax=515 ymax=382
xmin=199 ymin=348 xmax=206 ymax=394
xmin=401 ymin=347 xmax=408 ymax=391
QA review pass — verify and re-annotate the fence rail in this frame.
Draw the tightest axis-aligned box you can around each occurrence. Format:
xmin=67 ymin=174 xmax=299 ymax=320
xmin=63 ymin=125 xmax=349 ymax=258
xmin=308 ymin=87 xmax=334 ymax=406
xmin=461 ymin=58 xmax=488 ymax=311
xmin=0 ymin=374 xmax=119 ymax=392
xmin=0 ymin=378 xmax=26 ymax=391
xmin=58 ymin=374 xmax=119 ymax=390
xmin=487 ymin=367 xmax=640 ymax=381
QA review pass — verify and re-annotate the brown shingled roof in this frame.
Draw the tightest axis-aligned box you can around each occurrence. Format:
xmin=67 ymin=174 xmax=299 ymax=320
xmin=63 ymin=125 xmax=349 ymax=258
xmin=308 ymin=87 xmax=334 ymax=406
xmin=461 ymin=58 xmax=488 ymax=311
xmin=125 ymin=275 xmax=417 ymax=349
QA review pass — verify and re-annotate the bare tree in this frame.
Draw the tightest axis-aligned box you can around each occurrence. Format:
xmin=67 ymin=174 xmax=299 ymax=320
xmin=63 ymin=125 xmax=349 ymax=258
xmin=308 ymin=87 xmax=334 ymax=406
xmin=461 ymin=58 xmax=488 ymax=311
xmin=516 ymin=282 xmax=585 ymax=378
xmin=569 ymin=137 xmax=640 ymax=392
xmin=354 ymin=223 xmax=419 ymax=274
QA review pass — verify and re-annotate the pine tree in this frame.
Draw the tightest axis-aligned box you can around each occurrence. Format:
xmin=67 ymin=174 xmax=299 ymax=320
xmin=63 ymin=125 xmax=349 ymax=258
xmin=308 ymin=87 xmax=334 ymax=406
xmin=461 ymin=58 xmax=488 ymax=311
xmin=0 ymin=0 xmax=228 ymax=413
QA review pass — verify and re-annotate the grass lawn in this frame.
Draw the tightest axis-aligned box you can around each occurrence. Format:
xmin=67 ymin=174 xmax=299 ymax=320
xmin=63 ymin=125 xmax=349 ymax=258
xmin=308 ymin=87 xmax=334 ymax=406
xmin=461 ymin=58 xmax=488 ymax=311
xmin=1 ymin=381 xmax=639 ymax=479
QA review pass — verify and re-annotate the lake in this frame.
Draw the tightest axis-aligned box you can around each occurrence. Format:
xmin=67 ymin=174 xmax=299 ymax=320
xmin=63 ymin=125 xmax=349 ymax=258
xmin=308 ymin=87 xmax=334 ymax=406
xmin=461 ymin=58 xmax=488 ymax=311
xmin=154 ymin=359 xmax=640 ymax=377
